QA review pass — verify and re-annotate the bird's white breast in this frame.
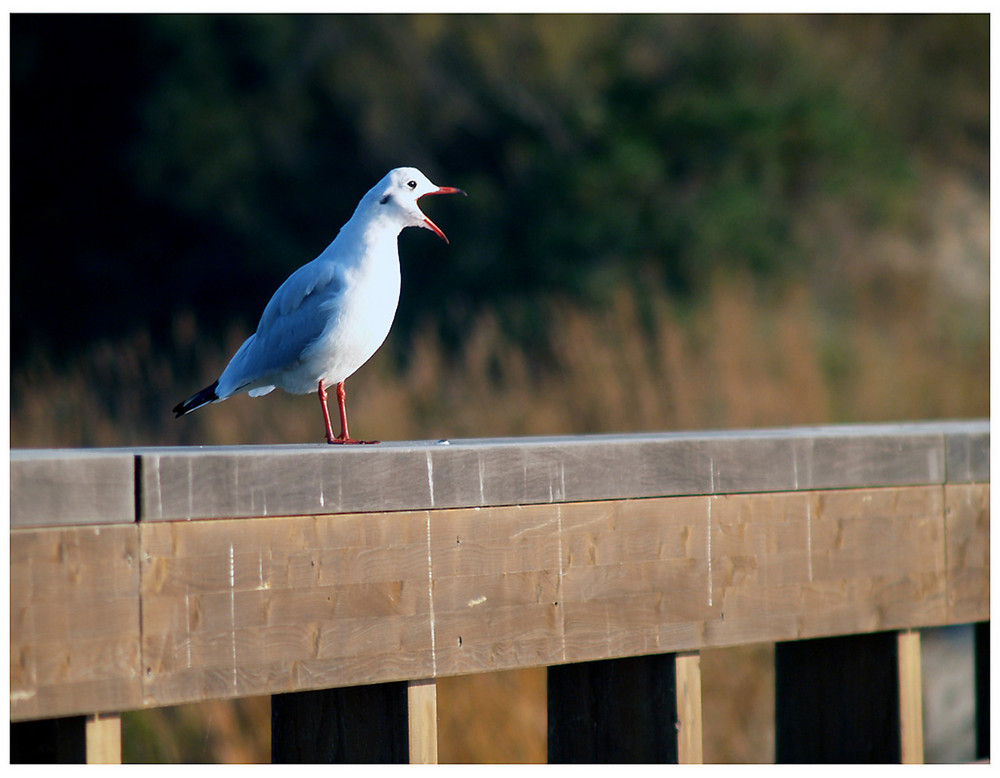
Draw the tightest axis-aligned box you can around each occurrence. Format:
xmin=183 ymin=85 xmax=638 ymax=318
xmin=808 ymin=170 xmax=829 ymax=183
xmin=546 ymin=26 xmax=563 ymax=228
xmin=279 ymin=234 xmax=402 ymax=394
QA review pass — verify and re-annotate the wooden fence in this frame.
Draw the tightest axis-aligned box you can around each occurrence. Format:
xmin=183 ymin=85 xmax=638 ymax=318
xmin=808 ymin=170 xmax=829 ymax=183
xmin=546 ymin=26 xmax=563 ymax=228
xmin=10 ymin=420 xmax=989 ymax=762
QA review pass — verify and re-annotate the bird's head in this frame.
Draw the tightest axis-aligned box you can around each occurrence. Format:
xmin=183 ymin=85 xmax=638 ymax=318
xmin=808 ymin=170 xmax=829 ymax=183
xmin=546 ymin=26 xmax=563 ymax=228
xmin=371 ymin=167 xmax=466 ymax=243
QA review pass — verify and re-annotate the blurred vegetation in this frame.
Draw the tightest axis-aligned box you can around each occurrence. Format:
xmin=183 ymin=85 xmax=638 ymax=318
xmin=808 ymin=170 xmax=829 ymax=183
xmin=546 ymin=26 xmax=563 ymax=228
xmin=10 ymin=12 xmax=988 ymax=764
xmin=11 ymin=14 xmax=987 ymax=366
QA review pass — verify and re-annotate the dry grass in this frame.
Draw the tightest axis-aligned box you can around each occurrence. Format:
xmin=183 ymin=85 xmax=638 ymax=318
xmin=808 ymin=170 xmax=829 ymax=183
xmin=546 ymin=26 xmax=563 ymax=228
xmin=13 ymin=272 xmax=985 ymax=450
xmin=10 ymin=268 xmax=988 ymax=763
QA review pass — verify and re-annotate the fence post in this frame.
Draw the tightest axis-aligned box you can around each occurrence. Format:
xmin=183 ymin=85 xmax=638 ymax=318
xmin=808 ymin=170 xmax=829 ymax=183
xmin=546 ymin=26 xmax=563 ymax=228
xmin=407 ymin=678 xmax=438 ymax=764
xmin=896 ymin=630 xmax=924 ymax=764
xmin=675 ymin=652 xmax=704 ymax=763
xmin=975 ymin=621 xmax=990 ymax=761
xmin=271 ymin=683 xmax=408 ymax=763
xmin=84 ymin=713 xmax=122 ymax=764
xmin=548 ymin=653 xmax=678 ymax=763
xmin=775 ymin=631 xmax=900 ymax=762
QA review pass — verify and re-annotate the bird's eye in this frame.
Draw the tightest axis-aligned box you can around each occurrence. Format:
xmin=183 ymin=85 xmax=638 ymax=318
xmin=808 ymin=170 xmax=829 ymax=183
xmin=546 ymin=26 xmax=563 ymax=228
xmin=407 ymin=180 xmax=417 ymax=190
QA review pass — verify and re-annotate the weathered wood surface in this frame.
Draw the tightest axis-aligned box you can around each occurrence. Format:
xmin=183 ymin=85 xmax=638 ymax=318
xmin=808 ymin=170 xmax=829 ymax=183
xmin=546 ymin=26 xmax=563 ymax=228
xmin=10 ymin=449 xmax=135 ymax=527
xmin=944 ymin=483 xmax=990 ymax=622
xmin=135 ymin=421 xmax=987 ymax=521
xmin=10 ymin=524 xmax=142 ymax=720
xmin=139 ymin=511 xmax=436 ymax=706
xmin=131 ymin=485 xmax=978 ymax=711
xmin=10 ymin=421 xmax=987 ymax=527
xmin=947 ymin=428 xmax=991 ymax=482
xmin=13 ymin=483 xmax=983 ymax=720
xmin=9 ymin=421 xmax=990 ymax=721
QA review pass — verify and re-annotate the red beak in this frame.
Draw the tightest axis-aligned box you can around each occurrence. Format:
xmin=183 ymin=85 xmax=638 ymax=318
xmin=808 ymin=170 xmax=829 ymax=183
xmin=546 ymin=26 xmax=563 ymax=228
xmin=418 ymin=186 xmax=467 ymax=243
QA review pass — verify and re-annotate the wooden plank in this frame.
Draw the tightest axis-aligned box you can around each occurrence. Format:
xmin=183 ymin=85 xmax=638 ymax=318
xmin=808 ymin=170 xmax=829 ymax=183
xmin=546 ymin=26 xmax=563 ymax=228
xmin=675 ymin=652 xmax=703 ymax=764
xmin=776 ymin=631 xmax=901 ymax=762
xmin=135 ymin=421 xmax=982 ymax=521
xmin=139 ymin=514 xmax=435 ymax=707
xmin=11 ymin=524 xmax=141 ymax=721
xmin=975 ymin=621 xmax=989 ymax=760
xmin=12 ymin=479 xmax=987 ymax=716
xmin=944 ymin=484 xmax=990 ymax=623
xmin=548 ymin=653 xmax=678 ymax=763
xmin=10 ymin=449 xmax=135 ymax=528
xmin=7 ymin=422 xmax=984 ymax=526
xmin=271 ymin=683 xmax=408 ymax=762
xmin=947 ymin=426 xmax=990 ymax=483
xmin=85 ymin=713 xmax=122 ymax=764
xmin=897 ymin=630 xmax=923 ymax=764
xmin=707 ymin=486 xmax=949 ymax=646
xmin=407 ymin=678 xmax=438 ymax=764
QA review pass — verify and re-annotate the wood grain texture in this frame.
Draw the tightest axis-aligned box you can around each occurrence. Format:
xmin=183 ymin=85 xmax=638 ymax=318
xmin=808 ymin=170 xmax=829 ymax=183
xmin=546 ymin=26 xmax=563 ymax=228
xmin=131 ymin=485 xmax=974 ymax=711
xmin=407 ymin=678 xmax=438 ymax=764
xmin=897 ymin=630 xmax=924 ymax=764
xmin=675 ymin=652 xmax=704 ymax=764
xmin=8 ymin=422 xmax=985 ymax=527
xmin=944 ymin=484 xmax=990 ymax=623
xmin=11 ymin=450 xmax=135 ymax=528
xmin=947 ymin=428 xmax=990 ymax=483
xmin=11 ymin=479 xmax=988 ymax=718
xmin=139 ymin=513 xmax=435 ymax=707
xmin=10 ymin=525 xmax=141 ymax=721
xmin=135 ymin=421 xmax=988 ymax=521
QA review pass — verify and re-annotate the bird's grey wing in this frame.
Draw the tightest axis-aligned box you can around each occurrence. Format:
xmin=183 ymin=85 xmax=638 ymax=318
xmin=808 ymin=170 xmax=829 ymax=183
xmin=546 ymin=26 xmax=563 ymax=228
xmin=218 ymin=260 xmax=346 ymax=393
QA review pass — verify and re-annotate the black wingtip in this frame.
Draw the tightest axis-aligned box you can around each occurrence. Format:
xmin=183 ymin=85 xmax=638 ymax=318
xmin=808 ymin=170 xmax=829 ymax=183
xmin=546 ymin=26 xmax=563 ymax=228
xmin=173 ymin=380 xmax=219 ymax=418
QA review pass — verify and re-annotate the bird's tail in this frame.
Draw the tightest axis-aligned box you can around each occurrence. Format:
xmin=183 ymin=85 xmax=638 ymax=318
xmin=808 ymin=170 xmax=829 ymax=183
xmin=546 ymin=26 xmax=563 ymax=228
xmin=173 ymin=380 xmax=220 ymax=418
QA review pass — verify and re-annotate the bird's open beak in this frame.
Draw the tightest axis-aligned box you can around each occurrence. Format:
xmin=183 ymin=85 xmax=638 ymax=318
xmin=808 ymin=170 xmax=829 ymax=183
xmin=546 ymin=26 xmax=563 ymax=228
xmin=418 ymin=186 xmax=467 ymax=243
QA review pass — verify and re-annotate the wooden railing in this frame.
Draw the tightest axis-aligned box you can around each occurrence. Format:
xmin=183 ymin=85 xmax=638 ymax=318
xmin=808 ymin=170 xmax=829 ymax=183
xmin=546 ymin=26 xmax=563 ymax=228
xmin=10 ymin=421 xmax=989 ymax=762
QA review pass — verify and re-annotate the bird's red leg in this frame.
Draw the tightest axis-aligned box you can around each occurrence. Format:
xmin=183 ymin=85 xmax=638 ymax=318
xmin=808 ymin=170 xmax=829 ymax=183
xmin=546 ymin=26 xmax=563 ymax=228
xmin=335 ymin=381 xmax=352 ymax=442
xmin=319 ymin=380 xmax=378 ymax=444
xmin=334 ymin=381 xmax=379 ymax=444
xmin=318 ymin=379 xmax=337 ymax=444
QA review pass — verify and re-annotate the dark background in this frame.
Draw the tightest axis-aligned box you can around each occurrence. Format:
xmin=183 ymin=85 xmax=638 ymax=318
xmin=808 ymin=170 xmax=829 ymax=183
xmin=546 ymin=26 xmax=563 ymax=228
xmin=12 ymin=14 xmax=988 ymax=367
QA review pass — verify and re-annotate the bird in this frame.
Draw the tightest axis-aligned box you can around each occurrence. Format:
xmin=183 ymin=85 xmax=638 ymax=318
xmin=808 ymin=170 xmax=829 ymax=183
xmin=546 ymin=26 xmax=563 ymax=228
xmin=173 ymin=167 xmax=465 ymax=444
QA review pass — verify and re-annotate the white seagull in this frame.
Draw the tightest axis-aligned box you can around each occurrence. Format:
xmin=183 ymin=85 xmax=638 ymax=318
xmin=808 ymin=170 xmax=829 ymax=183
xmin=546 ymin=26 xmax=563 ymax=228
xmin=173 ymin=167 xmax=465 ymax=443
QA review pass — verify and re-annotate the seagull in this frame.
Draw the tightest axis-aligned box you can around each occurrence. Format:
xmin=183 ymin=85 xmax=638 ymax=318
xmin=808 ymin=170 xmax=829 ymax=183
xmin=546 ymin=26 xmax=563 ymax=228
xmin=173 ymin=167 xmax=465 ymax=443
